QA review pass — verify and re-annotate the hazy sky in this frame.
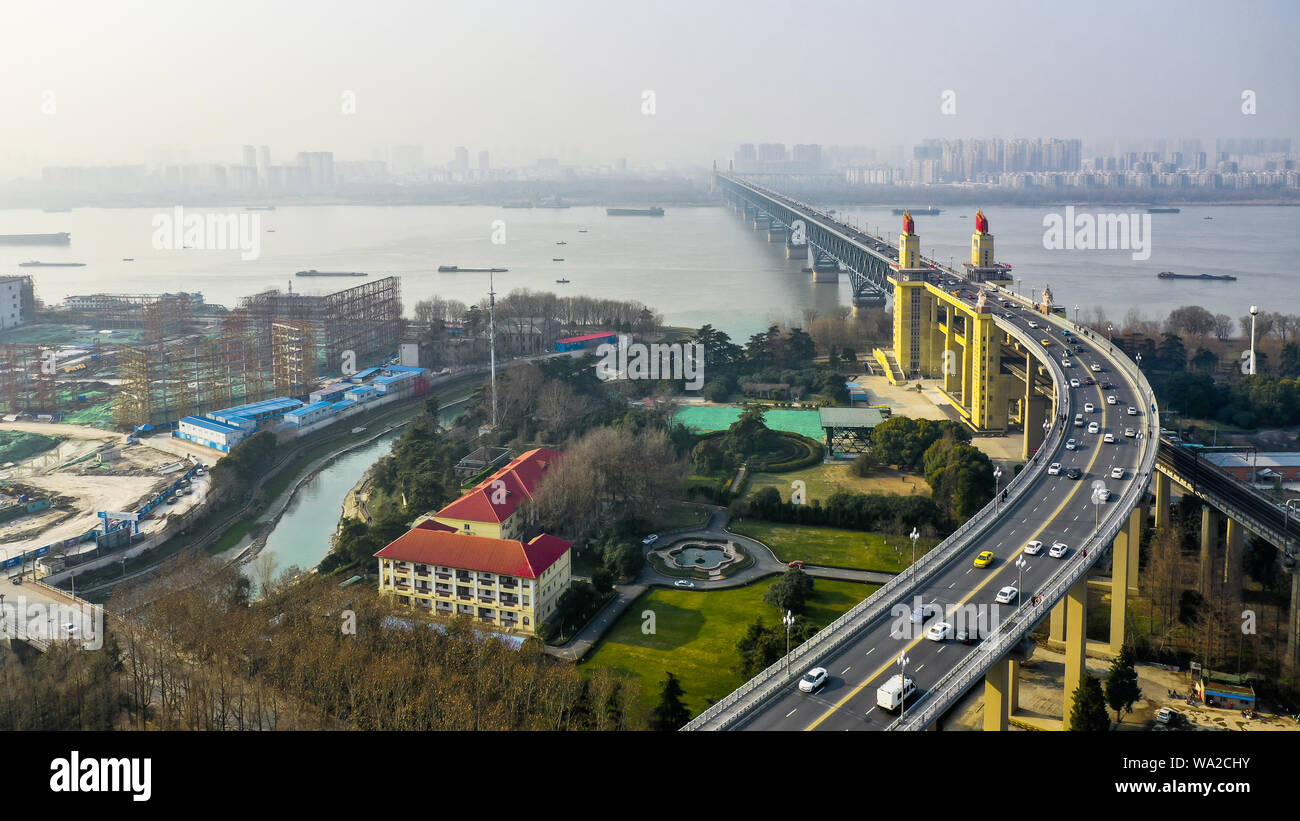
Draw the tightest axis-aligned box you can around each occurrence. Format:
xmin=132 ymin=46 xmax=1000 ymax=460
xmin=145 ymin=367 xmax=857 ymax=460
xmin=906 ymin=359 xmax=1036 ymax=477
xmin=2 ymin=0 xmax=1297 ymax=176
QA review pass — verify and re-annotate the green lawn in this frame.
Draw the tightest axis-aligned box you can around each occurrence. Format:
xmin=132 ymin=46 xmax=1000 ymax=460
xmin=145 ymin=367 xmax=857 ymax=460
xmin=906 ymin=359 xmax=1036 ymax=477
xmin=651 ymin=502 xmax=711 ymax=532
xmin=747 ymin=462 xmax=926 ymax=502
xmin=729 ymin=520 xmax=938 ymax=572
xmin=581 ymin=577 xmax=876 ymax=718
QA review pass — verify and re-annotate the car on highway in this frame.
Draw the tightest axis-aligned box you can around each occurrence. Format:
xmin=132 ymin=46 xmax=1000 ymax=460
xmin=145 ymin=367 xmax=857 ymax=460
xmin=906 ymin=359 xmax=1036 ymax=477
xmin=974 ymin=550 xmax=995 ymax=568
xmin=1091 ymin=363 xmax=1102 ymax=372
xmin=1004 ymin=312 xmax=1014 ymax=319
xmin=1074 ymin=414 xmax=1084 ymax=427
xmin=1069 ymin=378 xmax=1080 ymax=388
xmin=1088 ymin=422 xmax=1100 ymax=434
xmin=1062 ymin=359 xmax=1072 ymax=368
xmin=1084 ymin=402 xmax=1095 ymax=413
xmin=1128 ymin=406 xmax=1138 ymax=416
xmin=1098 ymin=488 xmax=1112 ymax=501
xmin=956 ymin=628 xmax=977 ymax=645
xmin=1040 ymin=339 xmax=1051 ymax=347
xmin=642 ymin=534 xmax=659 ymax=545
xmin=995 ymin=585 xmax=1018 ymax=604
xmin=926 ymin=621 xmax=953 ymax=642
xmin=1065 ymin=438 xmax=1078 ymax=451
xmin=799 ymin=667 xmax=829 ymax=693
xmin=1066 ymin=467 xmax=1082 ymax=480
xmin=1107 ymin=395 xmax=1118 ymax=405
xmin=1085 ymin=377 xmax=1095 ymax=385
xmin=911 ymin=607 xmax=927 ymax=623
xmin=1048 ymin=462 xmax=1062 ymax=475
xmin=1049 ymin=542 xmax=1069 ymax=558
xmin=1111 ymin=467 xmax=1125 ymax=480
xmin=1028 ymin=321 xmax=1039 ymax=329
xmin=673 ymin=579 xmax=695 ymax=589
xmin=1023 ymin=540 xmax=1044 ymax=555
xmin=1103 ymin=432 xmax=1116 ymax=443
xmin=1124 ymin=428 xmax=1136 ymax=438
xmin=876 ymin=674 xmax=917 ymax=712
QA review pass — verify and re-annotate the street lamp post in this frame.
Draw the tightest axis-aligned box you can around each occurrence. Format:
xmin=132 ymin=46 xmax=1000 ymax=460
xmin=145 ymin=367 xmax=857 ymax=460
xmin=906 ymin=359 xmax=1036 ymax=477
xmin=1014 ymin=555 xmax=1026 ymax=608
xmin=1074 ymin=304 xmax=1080 ymax=324
xmin=993 ymin=466 xmax=1003 ymax=511
xmin=897 ymin=651 xmax=911 ymax=719
xmin=783 ymin=610 xmax=795 ymax=679
xmin=1107 ymin=323 xmax=1113 ymax=345
xmin=909 ymin=527 xmax=921 ymax=569
xmin=1249 ymin=305 xmax=1259 ymax=375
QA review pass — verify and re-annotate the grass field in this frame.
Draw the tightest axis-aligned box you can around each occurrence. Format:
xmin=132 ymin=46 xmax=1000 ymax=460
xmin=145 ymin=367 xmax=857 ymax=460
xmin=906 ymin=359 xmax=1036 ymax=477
xmin=747 ymin=462 xmax=926 ymax=501
xmin=729 ymin=520 xmax=937 ymax=572
xmin=580 ymin=577 xmax=876 ymax=718
xmin=675 ymin=406 xmax=826 ymax=440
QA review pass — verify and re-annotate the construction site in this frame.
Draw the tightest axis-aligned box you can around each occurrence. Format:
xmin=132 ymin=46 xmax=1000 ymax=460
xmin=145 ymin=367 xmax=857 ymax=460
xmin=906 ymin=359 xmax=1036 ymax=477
xmin=0 ymin=277 xmax=404 ymax=430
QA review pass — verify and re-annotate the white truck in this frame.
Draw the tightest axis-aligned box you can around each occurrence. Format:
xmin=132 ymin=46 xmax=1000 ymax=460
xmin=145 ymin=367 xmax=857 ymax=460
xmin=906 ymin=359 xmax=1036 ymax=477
xmin=876 ymin=674 xmax=917 ymax=712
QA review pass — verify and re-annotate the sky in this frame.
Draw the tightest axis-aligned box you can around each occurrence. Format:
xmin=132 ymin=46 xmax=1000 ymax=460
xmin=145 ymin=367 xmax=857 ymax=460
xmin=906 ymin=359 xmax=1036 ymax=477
xmin=1 ymin=0 xmax=1297 ymax=176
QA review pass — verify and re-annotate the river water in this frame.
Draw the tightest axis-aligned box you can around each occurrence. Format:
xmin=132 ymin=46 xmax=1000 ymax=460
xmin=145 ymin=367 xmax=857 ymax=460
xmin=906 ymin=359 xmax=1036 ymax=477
xmin=9 ymin=203 xmax=1292 ymax=342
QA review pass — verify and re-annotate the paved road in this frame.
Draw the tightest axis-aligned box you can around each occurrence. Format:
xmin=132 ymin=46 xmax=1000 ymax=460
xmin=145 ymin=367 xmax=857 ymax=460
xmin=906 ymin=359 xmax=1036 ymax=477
xmin=735 ymin=306 xmax=1153 ymax=730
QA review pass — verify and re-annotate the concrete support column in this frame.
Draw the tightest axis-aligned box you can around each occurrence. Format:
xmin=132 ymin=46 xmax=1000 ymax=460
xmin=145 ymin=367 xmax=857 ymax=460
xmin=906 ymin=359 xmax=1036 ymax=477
xmin=1128 ymin=506 xmax=1142 ymax=594
xmin=1288 ymin=573 xmax=1300 ymax=671
xmin=1022 ymin=365 xmax=1046 ymax=461
xmin=1061 ymin=575 xmax=1089 ymax=730
xmin=1049 ymin=599 xmax=1067 ymax=643
xmin=785 ymin=243 xmax=807 ymax=260
xmin=1110 ymin=510 xmax=1135 ymax=653
xmin=1200 ymin=507 xmax=1221 ymax=595
xmin=983 ymin=657 xmax=1009 ymax=731
xmin=1007 ymin=658 xmax=1020 ymax=714
xmin=1224 ymin=517 xmax=1244 ymax=595
xmin=1154 ymin=471 xmax=1171 ymax=530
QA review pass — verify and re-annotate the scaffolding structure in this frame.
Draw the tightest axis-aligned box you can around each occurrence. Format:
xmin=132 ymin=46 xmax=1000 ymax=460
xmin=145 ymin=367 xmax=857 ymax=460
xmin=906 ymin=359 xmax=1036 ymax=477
xmin=0 ymin=344 xmax=57 ymax=414
xmin=61 ymin=293 xmax=196 ymax=340
xmin=239 ymin=276 xmax=402 ymax=374
xmin=113 ymin=278 xmax=403 ymax=429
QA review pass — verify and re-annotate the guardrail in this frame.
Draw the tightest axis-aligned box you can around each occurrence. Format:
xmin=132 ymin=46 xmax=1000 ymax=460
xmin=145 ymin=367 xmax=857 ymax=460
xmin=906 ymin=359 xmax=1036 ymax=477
xmin=683 ymin=299 xmax=1071 ymax=731
xmin=888 ymin=314 xmax=1160 ymax=730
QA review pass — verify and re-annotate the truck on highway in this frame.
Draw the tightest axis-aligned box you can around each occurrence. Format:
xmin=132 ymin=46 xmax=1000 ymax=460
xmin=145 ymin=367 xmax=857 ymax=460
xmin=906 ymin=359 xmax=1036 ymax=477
xmin=876 ymin=674 xmax=917 ymax=712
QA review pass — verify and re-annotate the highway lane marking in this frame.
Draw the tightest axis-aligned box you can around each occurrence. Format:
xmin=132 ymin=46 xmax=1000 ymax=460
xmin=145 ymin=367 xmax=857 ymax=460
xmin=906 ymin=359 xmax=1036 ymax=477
xmin=948 ymin=582 xmax=955 ymax=588
xmin=802 ymin=397 xmax=1112 ymax=732
xmin=865 ymin=648 xmax=875 ymax=656
xmin=786 ymin=709 xmax=798 ymax=718
xmin=842 ymin=667 xmax=852 ymax=675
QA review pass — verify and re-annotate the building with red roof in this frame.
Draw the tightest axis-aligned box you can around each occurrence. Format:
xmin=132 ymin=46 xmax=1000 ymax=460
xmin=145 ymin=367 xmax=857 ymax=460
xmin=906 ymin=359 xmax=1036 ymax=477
xmin=375 ymin=528 xmax=572 ymax=635
xmin=424 ymin=447 xmax=561 ymax=540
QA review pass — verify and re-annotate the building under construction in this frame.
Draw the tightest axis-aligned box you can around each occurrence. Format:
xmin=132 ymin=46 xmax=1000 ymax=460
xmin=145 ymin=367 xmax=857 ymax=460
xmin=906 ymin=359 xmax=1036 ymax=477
xmin=240 ymin=276 xmax=402 ymax=374
xmin=61 ymin=292 xmax=198 ymax=340
xmin=0 ymin=344 xmax=57 ymax=414
xmin=114 ymin=277 xmax=402 ymax=429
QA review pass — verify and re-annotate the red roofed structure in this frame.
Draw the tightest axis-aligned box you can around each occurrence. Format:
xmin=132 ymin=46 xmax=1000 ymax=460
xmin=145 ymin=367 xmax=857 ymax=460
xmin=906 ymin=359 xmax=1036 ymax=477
xmin=429 ymin=447 xmax=561 ymax=539
xmin=375 ymin=529 xmax=570 ymax=579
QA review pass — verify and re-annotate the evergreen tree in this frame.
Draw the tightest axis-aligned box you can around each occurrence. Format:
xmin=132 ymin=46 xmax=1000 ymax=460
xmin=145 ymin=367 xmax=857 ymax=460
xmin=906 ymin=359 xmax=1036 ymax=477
xmin=1069 ymin=674 xmax=1111 ymax=731
xmin=651 ymin=672 xmax=691 ymax=731
xmin=1104 ymin=643 xmax=1143 ymax=725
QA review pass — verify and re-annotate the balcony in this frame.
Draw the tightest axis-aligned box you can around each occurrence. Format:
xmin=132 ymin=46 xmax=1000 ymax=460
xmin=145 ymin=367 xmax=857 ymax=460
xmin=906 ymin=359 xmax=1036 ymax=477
xmin=435 ymin=586 xmax=453 ymax=596
xmin=499 ymin=597 xmax=519 ymax=608
xmin=477 ymin=595 xmax=496 ymax=605
xmin=499 ymin=581 xmax=518 ymax=591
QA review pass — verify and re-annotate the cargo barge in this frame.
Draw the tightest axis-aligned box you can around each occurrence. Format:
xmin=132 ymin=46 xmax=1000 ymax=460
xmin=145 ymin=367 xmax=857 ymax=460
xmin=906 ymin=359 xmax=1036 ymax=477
xmin=1157 ymin=271 xmax=1237 ymax=281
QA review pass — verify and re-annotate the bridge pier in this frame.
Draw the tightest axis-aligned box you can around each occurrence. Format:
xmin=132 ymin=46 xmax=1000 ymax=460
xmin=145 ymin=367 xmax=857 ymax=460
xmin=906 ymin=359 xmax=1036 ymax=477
xmin=785 ymin=242 xmax=808 ymax=260
xmin=1154 ymin=471 xmax=1171 ymax=530
xmin=1289 ymin=574 xmax=1300 ymax=670
xmin=767 ymin=225 xmax=787 ymax=242
xmin=984 ymin=657 xmax=1011 ymax=731
xmin=1110 ymin=506 xmax=1142 ymax=652
xmin=1060 ymin=575 xmax=1089 ymax=730
xmin=1050 ymin=600 xmax=1067 ymax=643
xmin=1224 ymin=516 xmax=1244 ymax=594
xmin=1021 ymin=374 xmax=1048 ymax=461
xmin=1200 ymin=506 xmax=1222 ymax=595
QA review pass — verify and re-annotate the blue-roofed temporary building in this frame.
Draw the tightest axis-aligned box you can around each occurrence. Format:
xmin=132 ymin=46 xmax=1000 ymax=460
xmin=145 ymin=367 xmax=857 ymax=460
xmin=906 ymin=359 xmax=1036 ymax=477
xmin=176 ymin=415 xmax=248 ymax=452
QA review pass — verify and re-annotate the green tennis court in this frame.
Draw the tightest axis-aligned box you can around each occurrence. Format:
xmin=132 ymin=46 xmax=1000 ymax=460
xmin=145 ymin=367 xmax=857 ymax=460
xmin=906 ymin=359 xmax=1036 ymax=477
xmin=675 ymin=406 xmax=825 ymax=441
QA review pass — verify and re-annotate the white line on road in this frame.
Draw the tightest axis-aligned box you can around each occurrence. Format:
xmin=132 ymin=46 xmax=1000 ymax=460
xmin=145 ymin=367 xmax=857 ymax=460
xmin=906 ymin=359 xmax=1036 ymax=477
xmin=866 ymin=648 xmax=875 ymax=656
xmin=786 ymin=708 xmax=798 ymax=718
xmin=842 ymin=667 xmax=852 ymax=675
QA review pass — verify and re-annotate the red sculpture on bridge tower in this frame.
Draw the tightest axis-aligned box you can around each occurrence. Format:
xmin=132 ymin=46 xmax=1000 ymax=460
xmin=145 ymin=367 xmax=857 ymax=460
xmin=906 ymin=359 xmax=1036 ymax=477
xmin=902 ymin=211 xmax=914 ymax=235
xmin=975 ymin=209 xmax=989 ymax=234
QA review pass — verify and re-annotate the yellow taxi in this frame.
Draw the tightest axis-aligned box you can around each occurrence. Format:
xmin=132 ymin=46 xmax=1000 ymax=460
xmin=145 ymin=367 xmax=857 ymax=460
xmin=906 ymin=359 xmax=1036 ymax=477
xmin=973 ymin=550 xmax=995 ymax=568
xmin=1040 ymin=338 xmax=1051 ymax=346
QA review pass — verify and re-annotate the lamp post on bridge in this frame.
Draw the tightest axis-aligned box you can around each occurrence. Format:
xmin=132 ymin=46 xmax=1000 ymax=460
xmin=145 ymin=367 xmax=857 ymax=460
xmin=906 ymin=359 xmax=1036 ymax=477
xmin=897 ymin=651 xmax=912 ymax=720
xmin=1073 ymin=304 xmax=1080 ymax=325
xmin=1014 ymin=555 xmax=1026 ymax=610
xmin=993 ymin=466 xmax=1003 ymax=512
xmin=783 ymin=610 xmax=796 ymax=680
xmin=909 ymin=527 xmax=921 ymax=570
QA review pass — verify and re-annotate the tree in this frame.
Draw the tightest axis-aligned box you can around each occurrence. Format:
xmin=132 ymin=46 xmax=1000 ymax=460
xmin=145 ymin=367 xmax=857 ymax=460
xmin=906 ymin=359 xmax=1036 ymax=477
xmin=1213 ymin=313 xmax=1234 ymax=342
xmin=1104 ymin=643 xmax=1142 ymax=725
xmin=1166 ymin=305 xmax=1215 ymax=337
xmin=650 ymin=672 xmax=690 ymax=730
xmin=734 ymin=618 xmax=784 ymax=678
xmin=763 ymin=567 xmax=814 ymax=616
xmin=1069 ymin=674 xmax=1111 ymax=731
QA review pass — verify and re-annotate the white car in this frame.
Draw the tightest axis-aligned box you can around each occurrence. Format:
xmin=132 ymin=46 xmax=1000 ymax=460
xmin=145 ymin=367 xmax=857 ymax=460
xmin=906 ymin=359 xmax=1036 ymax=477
xmin=1127 ymin=406 xmax=1138 ymax=416
xmin=1110 ymin=467 xmax=1125 ymax=480
xmin=1049 ymin=542 xmax=1069 ymax=559
xmin=1103 ymin=432 xmax=1116 ymax=443
xmin=1155 ymin=707 xmax=1177 ymax=725
xmin=1065 ymin=438 xmax=1078 ymax=451
xmin=1088 ymin=422 xmax=1100 ymax=434
xmin=1084 ymin=403 xmax=1095 ymax=413
xmin=1124 ymin=428 xmax=1136 ymax=438
xmin=1048 ymin=462 xmax=1062 ymax=476
xmin=1062 ymin=359 xmax=1072 ymax=368
xmin=1069 ymin=378 xmax=1080 ymax=388
xmin=910 ymin=607 xmax=927 ymax=623
xmin=1098 ymin=488 xmax=1112 ymax=501
xmin=642 ymin=534 xmax=659 ymax=546
xmin=926 ymin=621 xmax=953 ymax=642
xmin=1090 ymin=363 xmax=1102 ymax=372
xmin=799 ymin=667 xmax=829 ymax=693
xmin=1107 ymin=395 xmax=1118 ymax=405
xmin=1023 ymin=540 xmax=1044 ymax=555
xmin=995 ymin=585 xmax=1018 ymax=604
xmin=673 ymin=579 xmax=695 ymax=589
xmin=1028 ymin=321 xmax=1039 ymax=329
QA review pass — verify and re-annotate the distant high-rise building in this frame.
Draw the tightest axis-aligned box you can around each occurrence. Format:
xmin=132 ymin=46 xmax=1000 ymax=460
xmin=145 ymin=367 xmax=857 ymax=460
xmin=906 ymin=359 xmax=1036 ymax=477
xmin=392 ymin=145 xmax=423 ymax=177
xmin=454 ymin=146 xmax=469 ymax=175
xmin=614 ymin=157 xmax=628 ymax=174
xmin=792 ymin=144 xmax=822 ymax=172
xmin=296 ymin=151 xmax=335 ymax=190
xmin=757 ymin=143 xmax=786 ymax=163
xmin=478 ymin=150 xmax=490 ymax=177
xmin=242 ymin=145 xmax=256 ymax=168
xmin=257 ymin=145 xmax=270 ymax=188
